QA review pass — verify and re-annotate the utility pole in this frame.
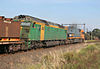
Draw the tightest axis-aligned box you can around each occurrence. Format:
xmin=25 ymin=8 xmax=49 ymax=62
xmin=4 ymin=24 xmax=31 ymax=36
xmin=83 ymin=24 xmax=85 ymax=33
xmin=91 ymin=32 xmax=92 ymax=40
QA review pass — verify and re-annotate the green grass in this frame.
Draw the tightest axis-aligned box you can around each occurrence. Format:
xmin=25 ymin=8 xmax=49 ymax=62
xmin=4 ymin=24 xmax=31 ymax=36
xmin=85 ymin=40 xmax=97 ymax=42
xmin=27 ymin=43 xmax=100 ymax=69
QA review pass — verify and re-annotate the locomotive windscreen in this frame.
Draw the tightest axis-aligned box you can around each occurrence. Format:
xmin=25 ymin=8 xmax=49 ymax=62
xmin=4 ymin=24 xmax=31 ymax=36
xmin=21 ymin=22 xmax=31 ymax=26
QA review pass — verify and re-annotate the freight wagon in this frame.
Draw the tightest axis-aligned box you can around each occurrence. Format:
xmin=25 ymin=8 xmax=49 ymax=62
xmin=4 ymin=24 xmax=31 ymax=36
xmin=0 ymin=16 xmax=22 ymax=53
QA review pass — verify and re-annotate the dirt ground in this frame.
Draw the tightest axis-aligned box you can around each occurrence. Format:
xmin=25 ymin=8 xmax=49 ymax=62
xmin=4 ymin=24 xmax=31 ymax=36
xmin=0 ymin=42 xmax=97 ymax=69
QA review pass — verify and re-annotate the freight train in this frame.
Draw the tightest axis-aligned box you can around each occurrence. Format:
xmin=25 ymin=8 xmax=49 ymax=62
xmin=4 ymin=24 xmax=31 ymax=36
xmin=0 ymin=15 xmax=85 ymax=53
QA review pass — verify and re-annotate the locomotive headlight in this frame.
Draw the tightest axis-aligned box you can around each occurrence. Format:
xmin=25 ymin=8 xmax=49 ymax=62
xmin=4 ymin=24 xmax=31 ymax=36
xmin=69 ymin=34 xmax=74 ymax=37
xmin=69 ymin=34 xmax=72 ymax=36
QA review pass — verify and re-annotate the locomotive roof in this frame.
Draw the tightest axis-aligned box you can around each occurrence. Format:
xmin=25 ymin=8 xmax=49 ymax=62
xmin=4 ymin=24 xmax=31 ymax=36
xmin=14 ymin=15 xmax=65 ymax=28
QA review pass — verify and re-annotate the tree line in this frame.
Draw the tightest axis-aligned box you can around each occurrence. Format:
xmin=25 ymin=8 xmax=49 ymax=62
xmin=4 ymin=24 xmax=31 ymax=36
xmin=85 ymin=28 xmax=100 ymax=40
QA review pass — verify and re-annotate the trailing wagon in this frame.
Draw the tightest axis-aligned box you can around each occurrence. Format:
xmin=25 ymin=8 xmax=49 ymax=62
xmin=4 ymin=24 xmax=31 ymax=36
xmin=0 ymin=16 xmax=22 ymax=53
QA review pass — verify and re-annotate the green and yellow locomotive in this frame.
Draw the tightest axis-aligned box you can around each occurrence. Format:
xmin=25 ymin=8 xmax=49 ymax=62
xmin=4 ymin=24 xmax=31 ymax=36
xmin=17 ymin=15 xmax=67 ymax=50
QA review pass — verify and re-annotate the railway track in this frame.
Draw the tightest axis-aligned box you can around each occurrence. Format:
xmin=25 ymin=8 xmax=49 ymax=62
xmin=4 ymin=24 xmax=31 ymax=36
xmin=0 ymin=40 xmax=99 ymax=56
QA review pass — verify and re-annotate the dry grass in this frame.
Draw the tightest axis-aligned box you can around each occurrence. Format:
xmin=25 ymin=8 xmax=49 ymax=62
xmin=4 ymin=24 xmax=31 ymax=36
xmin=26 ymin=43 xmax=100 ymax=69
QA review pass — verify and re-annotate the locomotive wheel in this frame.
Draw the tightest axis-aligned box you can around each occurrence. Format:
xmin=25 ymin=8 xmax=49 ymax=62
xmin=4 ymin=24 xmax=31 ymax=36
xmin=8 ymin=45 xmax=15 ymax=54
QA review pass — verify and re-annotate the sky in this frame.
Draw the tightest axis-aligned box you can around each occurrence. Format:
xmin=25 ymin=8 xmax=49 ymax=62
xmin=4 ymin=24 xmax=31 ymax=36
xmin=0 ymin=0 xmax=100 ymax=31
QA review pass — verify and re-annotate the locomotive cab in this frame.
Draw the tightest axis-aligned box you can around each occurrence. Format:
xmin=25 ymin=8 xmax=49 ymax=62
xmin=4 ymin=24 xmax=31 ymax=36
xmin=20 ymin=21 xmax=41 ymax=40
xmin=20 ymin=22 xmax=31 ymax=39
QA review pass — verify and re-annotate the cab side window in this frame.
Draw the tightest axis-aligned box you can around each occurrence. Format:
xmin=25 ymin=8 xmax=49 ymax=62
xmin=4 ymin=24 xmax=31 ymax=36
xmin=33 ymin=22 xmax=36 ymax=28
